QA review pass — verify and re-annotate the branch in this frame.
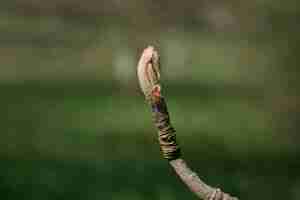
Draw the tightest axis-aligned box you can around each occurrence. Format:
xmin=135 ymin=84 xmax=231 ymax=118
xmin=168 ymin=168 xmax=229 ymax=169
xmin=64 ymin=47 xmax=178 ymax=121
xmin=137 ymin=46 xmax=239 ymax=200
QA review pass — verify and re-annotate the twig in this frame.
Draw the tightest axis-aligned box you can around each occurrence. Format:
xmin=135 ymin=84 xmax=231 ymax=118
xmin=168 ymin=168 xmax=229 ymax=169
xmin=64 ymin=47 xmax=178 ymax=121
xmin=137 ymin=46 xmax=239 ymax=200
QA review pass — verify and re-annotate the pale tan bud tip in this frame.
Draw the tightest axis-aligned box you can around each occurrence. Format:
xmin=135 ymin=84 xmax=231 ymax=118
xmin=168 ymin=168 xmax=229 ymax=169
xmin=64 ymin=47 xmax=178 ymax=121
xmin=137 ymin=46 xmax=161 ymax=101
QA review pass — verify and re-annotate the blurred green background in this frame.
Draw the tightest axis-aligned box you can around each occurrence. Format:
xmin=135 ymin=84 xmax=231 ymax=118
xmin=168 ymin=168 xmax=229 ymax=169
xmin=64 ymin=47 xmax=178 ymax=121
xmin=1 ymin=1 xmax=300 ymax=200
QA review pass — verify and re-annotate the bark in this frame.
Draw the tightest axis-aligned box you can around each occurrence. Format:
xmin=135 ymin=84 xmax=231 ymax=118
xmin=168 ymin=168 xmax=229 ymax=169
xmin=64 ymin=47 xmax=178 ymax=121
xmin=137 ymin=46 xmax=239 ymax=200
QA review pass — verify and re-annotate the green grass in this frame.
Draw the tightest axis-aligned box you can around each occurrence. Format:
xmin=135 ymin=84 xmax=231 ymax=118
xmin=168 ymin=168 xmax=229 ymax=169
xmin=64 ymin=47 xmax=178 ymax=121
xmin=0 ymin=81 xmax=294 ymax=159
xmin=0 ymin=156 xmax=299 ymax=200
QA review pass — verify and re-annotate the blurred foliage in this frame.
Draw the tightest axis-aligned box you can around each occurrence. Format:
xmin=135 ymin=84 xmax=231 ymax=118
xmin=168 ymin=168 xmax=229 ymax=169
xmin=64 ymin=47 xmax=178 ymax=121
xmin=0 ymin=1 xmax=300 ymax=200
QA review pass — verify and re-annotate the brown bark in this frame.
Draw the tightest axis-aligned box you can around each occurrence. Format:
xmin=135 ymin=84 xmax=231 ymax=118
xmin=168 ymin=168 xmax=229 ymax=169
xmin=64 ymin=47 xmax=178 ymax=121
xmin=137 ymin=46 xmax=239 ymax=200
